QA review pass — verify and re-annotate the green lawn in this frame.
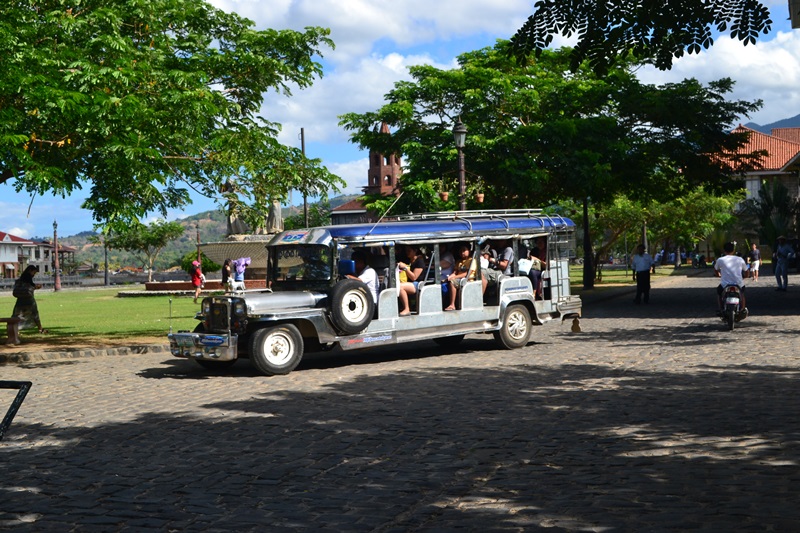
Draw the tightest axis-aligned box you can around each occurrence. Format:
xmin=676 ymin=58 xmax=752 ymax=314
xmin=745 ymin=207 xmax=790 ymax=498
xmin=1 ymin=286 xmax=199 ymax=344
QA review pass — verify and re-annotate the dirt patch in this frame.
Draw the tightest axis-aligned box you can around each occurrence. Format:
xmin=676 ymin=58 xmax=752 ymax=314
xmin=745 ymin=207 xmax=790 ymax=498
xmin=2 ymin=335 xmax=167 ymax=356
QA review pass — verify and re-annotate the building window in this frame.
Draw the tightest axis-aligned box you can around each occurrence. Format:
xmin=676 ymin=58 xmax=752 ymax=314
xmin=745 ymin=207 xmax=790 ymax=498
xmin=384 ymin=175 xmax=391 ymax=185
xmin=745 ymin=178 xmax=762 ymax=200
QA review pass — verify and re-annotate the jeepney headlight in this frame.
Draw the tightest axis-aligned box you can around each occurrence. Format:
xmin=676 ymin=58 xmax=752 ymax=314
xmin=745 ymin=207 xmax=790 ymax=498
xmin=202 ymin=300 xmax=212 ymax=314
xmin=234 ymin=301 xmax=247 ymax=316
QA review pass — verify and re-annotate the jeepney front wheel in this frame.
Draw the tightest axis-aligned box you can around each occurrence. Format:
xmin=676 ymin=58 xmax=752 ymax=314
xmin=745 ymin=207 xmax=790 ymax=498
xmin=249 ymin=324 xmax=304 ymax=376
xmin=494 ymin=304 xmax=532 ymax=349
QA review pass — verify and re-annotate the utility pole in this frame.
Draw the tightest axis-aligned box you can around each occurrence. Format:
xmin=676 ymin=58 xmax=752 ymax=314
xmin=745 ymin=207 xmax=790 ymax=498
xmin=196 ymin=222 xmax=201 ymax=262
xmin=53 ymin=220 xmax=61 ymax=291
xmin=301 ymin=127 xmax=308 ymax=228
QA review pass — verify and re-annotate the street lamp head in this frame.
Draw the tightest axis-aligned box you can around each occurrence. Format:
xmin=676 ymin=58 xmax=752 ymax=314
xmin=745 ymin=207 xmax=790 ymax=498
xmin=452 ymin=119 xmax=467 ymax=149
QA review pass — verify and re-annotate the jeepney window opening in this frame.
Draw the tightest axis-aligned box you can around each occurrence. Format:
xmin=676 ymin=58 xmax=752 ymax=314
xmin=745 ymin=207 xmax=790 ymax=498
xmin=272 ymin=244 xmax=332 ymax=282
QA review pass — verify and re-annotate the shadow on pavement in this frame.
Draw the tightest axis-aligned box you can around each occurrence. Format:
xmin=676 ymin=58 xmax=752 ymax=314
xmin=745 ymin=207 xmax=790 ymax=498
xmin=3 ymin=363 xmax=799 ymax=530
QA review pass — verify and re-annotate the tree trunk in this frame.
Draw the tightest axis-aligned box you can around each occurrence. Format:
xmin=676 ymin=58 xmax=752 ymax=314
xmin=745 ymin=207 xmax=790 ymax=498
xmin=582 ymin=197 xmax=594 ymax=290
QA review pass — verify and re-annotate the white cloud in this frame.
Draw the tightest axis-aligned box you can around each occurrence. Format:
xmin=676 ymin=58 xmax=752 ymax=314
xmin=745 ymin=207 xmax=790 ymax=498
xmin=326 ymin=157 xmax=370 ymax=195
xmin=637 ymin=29 xmax=800 ymax=125
xmin=6 ymin=226 xmax=33 ymax=239
xmin=266 ymin=52 xmax=451 ymax=149
xmin=210 ymin=0 xmax=531 ymax=65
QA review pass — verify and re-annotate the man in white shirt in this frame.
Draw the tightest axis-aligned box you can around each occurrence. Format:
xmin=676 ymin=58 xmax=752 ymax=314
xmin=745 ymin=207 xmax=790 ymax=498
xmin=347 ymin=250 xmax=379 ymax=304
xmin=714 ymin=242 xmax=749 ymax=311
xmin=631 ymin=244 xmax=654 ymax=304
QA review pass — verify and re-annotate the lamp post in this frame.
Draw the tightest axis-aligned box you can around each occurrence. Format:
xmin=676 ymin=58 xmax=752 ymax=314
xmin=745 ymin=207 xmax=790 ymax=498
xmin=53 ymin=220 xmax=61 ymax=291
xmin=452 ymin=119 xmax=467 ymax=211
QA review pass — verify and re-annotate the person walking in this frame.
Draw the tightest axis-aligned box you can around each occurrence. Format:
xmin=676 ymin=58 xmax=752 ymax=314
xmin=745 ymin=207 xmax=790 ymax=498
xmin=774 ymin=236 xmax=794 ymax=291
xmin=12 ymin=265 xmax=48 ymax=334
xmin=747 ymin=243 xmax=761 ymax=282
xmin=221 ymin=258 xmax=232 ymax=291
xmin=631 ymin=244 xmax=654 ymax=304
xmin=190 ymin=260 xmax=204 ymax=303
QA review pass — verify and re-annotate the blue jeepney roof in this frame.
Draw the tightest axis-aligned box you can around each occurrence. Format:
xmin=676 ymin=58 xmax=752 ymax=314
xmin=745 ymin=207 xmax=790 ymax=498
xmin=268 ymin=211 xmax=575 ymax=247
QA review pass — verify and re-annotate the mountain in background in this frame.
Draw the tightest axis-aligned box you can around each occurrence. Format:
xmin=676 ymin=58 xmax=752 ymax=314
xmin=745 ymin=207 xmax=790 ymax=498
xmin=744 ymin=113 xmax=800 ymax=134
xmin=60 ymin=194 xmax=360 ymax=271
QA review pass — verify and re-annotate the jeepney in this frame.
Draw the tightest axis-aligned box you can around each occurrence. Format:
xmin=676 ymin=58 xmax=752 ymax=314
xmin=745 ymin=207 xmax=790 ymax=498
xmin=168 ymin=209 xmax=582 ymax=375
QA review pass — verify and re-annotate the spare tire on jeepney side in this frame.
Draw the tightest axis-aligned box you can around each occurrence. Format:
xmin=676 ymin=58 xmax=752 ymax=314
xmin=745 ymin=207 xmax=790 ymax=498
xmin=328 ymin=278 xmax=374 ymax=335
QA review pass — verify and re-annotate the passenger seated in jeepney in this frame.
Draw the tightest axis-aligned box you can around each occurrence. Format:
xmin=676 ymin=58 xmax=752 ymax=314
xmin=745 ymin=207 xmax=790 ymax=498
xmin=527 ymin=244 xmax=547 ymax=298
xmin=445 ymin=243 xmax=478 ymax=306
xmin=397 ymin=245 xmax=426 ymax=316
xmin=481 ymin=239 xmax=514 ymax=293
xmin=346 ymin=250 xmax=379 ymax=304
xmin=440 ymin=244 xmax=457 ymax=311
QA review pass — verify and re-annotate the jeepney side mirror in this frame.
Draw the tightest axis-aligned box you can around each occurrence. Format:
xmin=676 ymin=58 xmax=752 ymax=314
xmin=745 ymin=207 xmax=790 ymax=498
xmin=338 ymin=259 xmax=356 ymax=276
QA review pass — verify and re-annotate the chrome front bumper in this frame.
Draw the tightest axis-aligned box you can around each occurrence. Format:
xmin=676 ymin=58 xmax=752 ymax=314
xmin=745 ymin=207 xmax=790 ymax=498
xmin=168 ymin=332 xmax=238 ymax=361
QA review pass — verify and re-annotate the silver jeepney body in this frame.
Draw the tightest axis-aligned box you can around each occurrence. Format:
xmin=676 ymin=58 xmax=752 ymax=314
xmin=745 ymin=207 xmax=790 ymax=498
xmin=168 ymin=210 xmax=582 ymax=363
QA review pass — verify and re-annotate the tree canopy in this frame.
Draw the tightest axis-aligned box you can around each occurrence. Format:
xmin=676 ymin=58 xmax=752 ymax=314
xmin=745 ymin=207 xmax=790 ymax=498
xmin=510 ymin=0 xmax=774 ymax=73
xmin=0 ymin=0 xmax=341 ymax=229
xmin=104 ymin=219 xmax=186 ymax=281
xmin=340 ymin=42 xmax=760 ymax=215
xmin=340 ymin=41 xmax=762 ymax=287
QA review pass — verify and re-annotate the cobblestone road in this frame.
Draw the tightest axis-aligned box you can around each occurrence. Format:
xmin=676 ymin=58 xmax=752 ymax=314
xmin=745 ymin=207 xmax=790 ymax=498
xmin=1 ymin=271 xmax=799 ymax=532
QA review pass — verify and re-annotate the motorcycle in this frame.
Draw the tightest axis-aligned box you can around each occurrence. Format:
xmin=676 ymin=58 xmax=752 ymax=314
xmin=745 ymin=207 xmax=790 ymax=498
xmin=718 ymin=284 xmax=748 ymax=330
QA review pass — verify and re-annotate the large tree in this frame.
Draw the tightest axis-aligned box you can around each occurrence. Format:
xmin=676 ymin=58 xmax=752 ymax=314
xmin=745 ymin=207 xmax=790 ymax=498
xmin=340 ymin=42 xmax=761 ymax=287
xmin=0 ymin=0 xmax=341 ymax=228
xmin=511 ymin=0 xmax=774 ymax=73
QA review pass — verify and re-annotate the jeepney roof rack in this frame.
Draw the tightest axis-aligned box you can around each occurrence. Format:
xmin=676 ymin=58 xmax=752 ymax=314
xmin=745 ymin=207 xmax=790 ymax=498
xmin=398 ymin=209 xmax=570 ymax=233
xmin=397 ymin=209 xmax=545 ymax=221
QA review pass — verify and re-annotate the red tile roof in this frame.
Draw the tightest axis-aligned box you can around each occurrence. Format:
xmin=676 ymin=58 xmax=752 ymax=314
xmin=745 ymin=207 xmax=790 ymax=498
xmin=0 ymin=231 xmax=33 ymax=244
xmin=731 ymin=125 xmax=800 ymax=172
xmin=771 ymin=127 xmax=800 ymax=144
xmin=332 ymin=199 xmax=366 ymax=212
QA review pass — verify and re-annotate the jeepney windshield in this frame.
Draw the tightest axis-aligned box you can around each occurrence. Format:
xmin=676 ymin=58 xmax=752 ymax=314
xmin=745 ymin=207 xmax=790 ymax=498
xmin=272 ymin=245 xmax=332 ymax=282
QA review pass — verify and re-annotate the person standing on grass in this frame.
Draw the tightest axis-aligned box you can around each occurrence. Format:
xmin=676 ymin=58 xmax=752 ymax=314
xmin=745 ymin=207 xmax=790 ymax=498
xmin=12 ymin=265 xmax=48 ymax=333
xmin=631 ymin=244 xmax=654 ymax=304
xmin=221 ymin=259 xmax=232 ymax=291
xmin=191 ymin=260 xmax=204 ymax=303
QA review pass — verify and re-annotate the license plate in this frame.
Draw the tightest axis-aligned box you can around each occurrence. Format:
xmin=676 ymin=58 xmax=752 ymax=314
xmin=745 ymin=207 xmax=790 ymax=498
xmin=175 ymin=335 xmax=195 ymax=347
xmin=725 ymin=297 xmax=739 ymax=305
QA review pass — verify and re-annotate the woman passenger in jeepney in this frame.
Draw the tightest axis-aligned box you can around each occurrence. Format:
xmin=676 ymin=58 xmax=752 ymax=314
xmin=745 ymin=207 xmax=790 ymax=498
xmin=445 ymin=243 xmax=478 ymax=299
xmin=397 ymin=245 xmax=426 ymax=316
xmin=527 ymin=238 xmax=547 ymax=298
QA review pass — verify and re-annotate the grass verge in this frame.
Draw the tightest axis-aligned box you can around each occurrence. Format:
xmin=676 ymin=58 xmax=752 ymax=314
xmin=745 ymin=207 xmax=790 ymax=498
xmin=1 ymin=285 xmax=198 ymax=349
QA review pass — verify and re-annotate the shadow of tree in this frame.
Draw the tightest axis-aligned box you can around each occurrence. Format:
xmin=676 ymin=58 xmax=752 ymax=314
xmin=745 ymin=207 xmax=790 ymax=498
xmin=3 ymin=362 xmax=799 ymax=530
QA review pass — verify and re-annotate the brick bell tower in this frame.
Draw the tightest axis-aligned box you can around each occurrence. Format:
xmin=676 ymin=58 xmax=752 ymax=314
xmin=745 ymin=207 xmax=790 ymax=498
xmin=364 ymin=122 xmax=402 ymax=197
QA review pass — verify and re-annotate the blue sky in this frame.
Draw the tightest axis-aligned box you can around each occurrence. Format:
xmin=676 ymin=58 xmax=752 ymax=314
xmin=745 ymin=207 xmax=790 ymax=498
xmin=3 ymin=0 xmax=798 ymax=239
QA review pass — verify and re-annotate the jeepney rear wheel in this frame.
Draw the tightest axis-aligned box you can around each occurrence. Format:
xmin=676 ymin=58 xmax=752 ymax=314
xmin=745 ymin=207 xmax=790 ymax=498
xmin=192 ymin=323 xmax=236 ymax=371
xmin=494 ymin=304 xmax=532 ymax=349
xmin=329 ymin=278 xmax=374 ymax=335
xmin=249 ymin=324 xmax=304 ymax=376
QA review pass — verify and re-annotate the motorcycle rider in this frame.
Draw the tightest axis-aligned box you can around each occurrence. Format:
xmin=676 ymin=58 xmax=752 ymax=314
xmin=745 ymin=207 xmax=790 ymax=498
xmin=714 ymin=241 xmax=750 ymax=314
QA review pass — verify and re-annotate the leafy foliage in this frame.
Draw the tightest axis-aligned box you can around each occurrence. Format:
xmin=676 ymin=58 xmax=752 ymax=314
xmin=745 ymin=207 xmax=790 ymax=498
xmin=741 ymin=181 xmax=800 ymax=245
xmin=510 ymin=0 xmax=773 ymax=73
xmin=340 ymin=42 xmax=762 ymax=287
xmin=180 ymin=251 xmax=220 ymax=276
xmin=105 ymin=219 xmax=186 ymax=281
xmin=1 ymin=0 xmax=340 ymax=228
xmin=283 ymin=201 xmax=332 ymax=230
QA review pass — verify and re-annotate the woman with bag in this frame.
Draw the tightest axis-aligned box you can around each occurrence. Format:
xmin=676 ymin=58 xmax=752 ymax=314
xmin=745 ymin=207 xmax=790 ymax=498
xmin=12 ymin=265 xmax=48 ymax=333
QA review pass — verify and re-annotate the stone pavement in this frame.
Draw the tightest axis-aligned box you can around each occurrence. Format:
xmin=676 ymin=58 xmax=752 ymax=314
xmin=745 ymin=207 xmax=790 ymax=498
xmin=1 ymin=270 xmax=799 ymax=531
